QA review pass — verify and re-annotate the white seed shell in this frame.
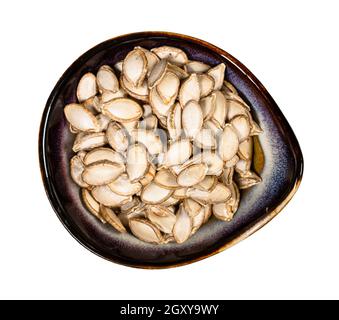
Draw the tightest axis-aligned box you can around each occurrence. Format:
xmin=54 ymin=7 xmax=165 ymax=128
xmin=82 ymin=160 xmax=125 ymax=186
xmin=140 ymin=182 xmax=173 ymax=204
xmin=164 ymin=139 xmax=192 ymax=167
xmin=70 ymin=155 xmax=89 ymax=188
xmin=182 ymin=100 xmax=203 ymax=139
xmin=64 ymin=103 xmax=99 ymax=132
xmin=185 ymin=61 xmax=210 ymax=74
xmin=179 ymin=74 xmax=201 ymax=106
xmin=92 ymin=185 xmax=131 ymax=207
xmin=129 ymin=218 xmax=163 ymax=244
xmin=177 ymin=163 xmax=208 ymax=187
xmin=173 ymin=205 xmax=192 ymax=243
xmin=106 ymin=122 xmax=129 ymax=152
xmin=72 ymin=132 xmax=107 ymax=152
xmin=122 ymin=48 xmax=147 ymax=87
xmin=198 ymin=74 xmax=214 ymax=97
xmin=97 ymin=65 xmax=119 ymax=93
xmin=83 ymin=147 xmax=125 ymax=166
xmin=108 ymin=174 xmax=142 ymax=196
xmin=76 ymin=73 xmax=97 ymax=102
xmin=100 ymin=205 xmax=127 ymax=232
xmin=126 ymin=144 xmax=149 ymax=182
xmin=131 ymin=129 xmax=163 ymax=155
xmin=207 ymin=63 xmax=226 ymax=90
xmin=102 ymin=98 xmax=142 ymax=122
xmin=156 ymin=72 xmax=180 ymax=104
xmin=151 ymin=46 xmax=188 ymax=66
xmin=218 ymin=124 xmax=239 ymax=161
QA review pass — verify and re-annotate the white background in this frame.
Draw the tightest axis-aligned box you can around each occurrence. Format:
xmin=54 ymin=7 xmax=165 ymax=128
xmin=0 ymin=0 xmax=338 ymax=300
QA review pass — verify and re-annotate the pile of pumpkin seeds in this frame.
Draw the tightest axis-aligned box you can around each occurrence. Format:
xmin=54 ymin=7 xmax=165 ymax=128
xmin=64 ymin=45 xmax=263 ymax=244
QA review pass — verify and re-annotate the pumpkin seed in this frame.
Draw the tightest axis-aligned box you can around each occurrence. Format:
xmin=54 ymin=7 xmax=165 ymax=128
xmin=139 ymin=115 xmax=158 ymax=131
xmin=195 ymin=175 xmax=217 ymax=191
xmin=92 ymin=185 xmax=131 ymax=207
xmin=238 ymin=137 xmax=253 ymax=160
xmin=129 ymin=218 xmax=163 ymax=244
xmin=100 ymin=205 xmax=126 ymax=233
xmin=81 ymin=188 xmax=105 ymax=223
xmin=151 ymin=46 xmax=188 ymax=66
xmin=194 ymin=129 xmax=217 ymax=149
xmin=185 ymin=60 xmax=210 ymax=73
xmin=187 ymin=183 xmax=231 ymax=204
xmin=207 ymin=63 xmax=226 ymax=90
xmin=189 ymin=151 xmax=224 ymax=176
xmin=70 ymin=155 xmax=89 ymax=188
xmin=72 ymin=132 xmax=107 ymax=152
xmin=146 ymin=207 xmax=176 ymax=234
xmin=173 ymin=205 xmax=192 ymax=243
xmin=173 ymin=187 xmax=188 ymax=199
xmin=167 ymin=63 xmax=189 ymax=79
xmin=84 ymin=147 xmax=125 ymax=166
xmin=97 ymin=65 xmax=119 ymax=93
xmin=203 ymin=204 xmax=212 ymax=224
xmin=231 ymin=115 xmax=251 ymax=142
xmin=139 ymin=164 xmax=156 ymax=187
xmin=122 ymin=48 xmax=148 ymax=87
xmin=108 ymin=173 xmax=142 ymax=196
xmin=167 ymin=102 xmax=182 ymax=141
xmin=131 ymin=129 xmax=163 ymax=155
xmin=156 ymin=71 xmax=180 ymax=104
xmin=120 ymin=75 xmax=149 ymax=101
xmin=64 ymin=103 xmax=99 ymax=132
xmin=182 ymin=100 xmax=203 ymax=139
xmin=146 ymin=205 xmax=174 ymax=217
xmin=140 ymin=182 xmax=173 ymax=205
xmin=96 ymin=113 xmax=111 ymax=131
xmin=183 ymin=198 xmax=202 ymax=217
xmin=226 ymin=99 xmax=248 ymax=120
xmin=221 ymin=166 xmax=234 ymax=186
xmin=179 ymin=73 xmax=200 ymax=106
xmin=135 ymin=46 xmax=159 ymax=76
xmin=106 ymin=122 xmax=129 ymax=152
xmin=204 ymin=119 xmax=222 ymax=136
xmin=148 ymin=59 xmax=168 ymax=89
xmin=114 ymin=61 xmax=123 ymax=72
xmin=154 ymin=169 xmax=179 ymax=189
xmin=235 ymin=159 xmax=251 ymax=175
xmin=126 ymin=143 xmax=149 ymax=182
xmin=235 ymin=171 xmax=262 ymax=189
xmin=177 ymin=163 xmax=208 ymax=187
xmin=222 ymin=80 xmax=238 ymax=95
xmin=120 ymin=120 xmax=138 ymax=135
xmin=198 ymin=74 xmax=214 ymax=97
xmin=191 ymin=208 xmax=205 ymax=235
xmin=76 ymin=72 xmax=97 ymax=102
xmin=200 ymin=94 xmax=216 ymax=121
xmin=143 ymin=104 xmax=153 ymax=117
xmin=218 ymin=124 xmax=239 ymax=161
xmin=212 ymin=91 xmax=227 ymax=127
xmin=149 ymin=87 xmax=173 ymax=117
xmin=161 ymin=196 xmax=180 ymax=206
xmin=102 ymin=98 xmax=142 ymax=122
xmin=82 ymin=160 xmax=125 ymax=186
xmin=163 ymin=139 xmax=192 ymax=167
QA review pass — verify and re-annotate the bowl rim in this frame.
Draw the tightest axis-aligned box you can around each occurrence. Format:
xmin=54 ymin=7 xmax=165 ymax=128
xmin=39 ymin=31 xmax=304 ymax=269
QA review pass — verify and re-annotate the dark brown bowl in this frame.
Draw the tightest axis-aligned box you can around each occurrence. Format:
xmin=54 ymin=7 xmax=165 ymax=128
xmin=39 ymin=31 xmax=303 ymax=268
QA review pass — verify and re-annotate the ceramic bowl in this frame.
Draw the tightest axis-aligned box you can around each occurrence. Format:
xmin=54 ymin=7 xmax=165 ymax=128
xmin=39 ymin=32 xmax=303 ymax=268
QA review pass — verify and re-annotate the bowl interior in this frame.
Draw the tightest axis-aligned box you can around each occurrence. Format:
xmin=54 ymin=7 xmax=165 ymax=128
xmin=40 ymin=32 xmax=303 ymax=268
